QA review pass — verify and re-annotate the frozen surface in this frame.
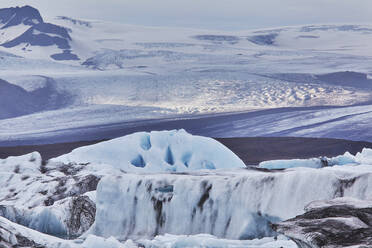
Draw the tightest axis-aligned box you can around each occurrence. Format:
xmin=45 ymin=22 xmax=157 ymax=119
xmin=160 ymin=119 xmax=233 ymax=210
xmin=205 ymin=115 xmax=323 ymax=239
xmin=52 ymin=130 xmax=245 ymax=172
xmin=2 ymin=141 xmax=372 ymax=246
xmin=138 ymin=233 xmax=296 ymax=248
xmin=259 ymin=148 xmax=371 ymax=169
xmin=1 ymin=5 xmax=372 ymax=143
xmin=89 ymin=162 xmax=372 ymax=240
xmin=0 ymin=215 xmax=295 ymax=248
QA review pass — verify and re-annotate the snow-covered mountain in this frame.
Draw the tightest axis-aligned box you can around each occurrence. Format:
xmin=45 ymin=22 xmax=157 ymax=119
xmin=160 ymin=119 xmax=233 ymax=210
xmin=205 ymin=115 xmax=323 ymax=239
xmin=0 ymin=5 xmax=371 ymax=144
xmin=0 ymin=6 xmax=78 ymax=61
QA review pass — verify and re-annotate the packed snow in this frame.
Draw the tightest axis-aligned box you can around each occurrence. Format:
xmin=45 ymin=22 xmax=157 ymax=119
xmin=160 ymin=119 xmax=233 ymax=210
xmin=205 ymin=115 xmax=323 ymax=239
xmin=52 ymin=130 xmax=246 ymax=172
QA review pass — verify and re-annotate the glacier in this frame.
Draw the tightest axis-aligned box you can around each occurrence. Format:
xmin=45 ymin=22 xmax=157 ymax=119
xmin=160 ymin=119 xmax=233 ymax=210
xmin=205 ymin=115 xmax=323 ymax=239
xmin=1 ymin=6 xmax=372 ymax=144
xmin=2 ymin=131 xmax=372 ymax=247
xmin=88 ymin=163 xmax=372 ymax=241
xmin=1 ymin=4 xmax=372 ymax=248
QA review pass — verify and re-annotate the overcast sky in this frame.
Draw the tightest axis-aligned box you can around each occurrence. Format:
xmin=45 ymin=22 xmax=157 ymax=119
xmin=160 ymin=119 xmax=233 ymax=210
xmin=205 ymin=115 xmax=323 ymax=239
xmin=1 ymin=0 xmax=372 ymax=30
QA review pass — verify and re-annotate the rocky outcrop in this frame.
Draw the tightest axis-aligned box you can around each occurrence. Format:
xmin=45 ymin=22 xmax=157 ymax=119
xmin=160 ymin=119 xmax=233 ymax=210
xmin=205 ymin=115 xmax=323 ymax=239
xmin=66 ymin=195 xmax=96 ymax=238
xmin=0 ymin=152 xmax=100 ymax=238
xmin=0 ymin=191 xmax=96 ymax=239
xmin=0 ymin=5 xmax=43 ymax=29
xmin=273 ymin=197 xmax=372 ymax=248
xmin=0 ymin=5 xmax=79 ymax=61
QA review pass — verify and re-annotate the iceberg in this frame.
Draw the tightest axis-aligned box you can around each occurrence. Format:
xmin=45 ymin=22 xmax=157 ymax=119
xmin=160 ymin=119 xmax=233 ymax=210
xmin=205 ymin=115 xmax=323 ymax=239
xmin=88 ymin=162 xmax=372 ymax=241
xmin=259 ymin=151 xmax=359 ymax=170
xmin=52 ymin=130 xmax=246 ymax=173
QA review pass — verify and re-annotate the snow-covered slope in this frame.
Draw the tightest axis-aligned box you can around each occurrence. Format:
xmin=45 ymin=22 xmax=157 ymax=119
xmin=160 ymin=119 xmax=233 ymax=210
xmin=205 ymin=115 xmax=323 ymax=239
xmin=0 ymin=77 xmax=74 ymax=119
xmin=0 ymin=5 xmax=372 ymax=143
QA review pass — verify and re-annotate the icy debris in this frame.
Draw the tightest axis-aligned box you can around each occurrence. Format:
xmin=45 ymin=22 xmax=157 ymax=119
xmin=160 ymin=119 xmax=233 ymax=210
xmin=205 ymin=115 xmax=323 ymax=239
xmin=80 ymin=235 xmax=137 ymax=248
xmin=258 ymin=150 xmax=365 ymax=170
xmin=0 ymin=151 xmax=41 ymax=173
xmin=259 ymin=157 xmax=324 ymax=169
xmin=0 ymin=188 xmax=96 ymax=239
xmin=0 ymin=152 xmax=102 ymax=238
xmin=138 ymin=233 xmax=296 ymax=248
xmin=52 ymin=130 xmax=245 ymax=173
xmin=0 ymin=216 xmax=65 ymax=247
xmin=355 ymin=148 xmax=372 ymax=165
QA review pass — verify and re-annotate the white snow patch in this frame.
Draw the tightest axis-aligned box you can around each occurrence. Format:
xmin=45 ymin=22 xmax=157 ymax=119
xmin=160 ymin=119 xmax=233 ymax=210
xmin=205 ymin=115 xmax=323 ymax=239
xmin=0 ymin=152 xmax=41 ymax=174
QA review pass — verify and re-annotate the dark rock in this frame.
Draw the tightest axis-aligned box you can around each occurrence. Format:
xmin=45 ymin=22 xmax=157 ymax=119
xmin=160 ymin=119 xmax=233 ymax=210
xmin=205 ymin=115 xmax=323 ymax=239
xmin=2 ymin=23 xmax=71 ymax=49
xmin=248 ymin=33 xmax=278 ymax=46
xmin=273 ymin=197 xmax=372 ymax=248
xmin=193 ymin=34 xmax=239 ymax=44
xmin=66 ymin=195 xmax=96 ymax=238
xmin=44 ymin=174 xmax=100 ymax=204
xmin=57 ymin=16 xmax=92 ymax=28
xmin=0 ymin=6 xmax=43 ymax=29
xmin=51 ymin=49 xmax=79 ymax=61
xmin=0 ymin=5 xmax=76 ymax=61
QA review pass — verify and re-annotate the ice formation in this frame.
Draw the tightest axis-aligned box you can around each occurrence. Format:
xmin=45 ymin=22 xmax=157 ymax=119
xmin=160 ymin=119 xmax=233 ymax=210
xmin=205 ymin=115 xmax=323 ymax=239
xmin=52 ymin=129 xmax=246 ymax=172
xmin=0 ymin=151 xmax=42 ymax=173
xmin=88 ymin=160 xmax=372 ymax=241
xmin=0 ymin=152 xmax=99 ymax=238
xmin=258 ymin=150 xmax=362 ymax=169
xmin=138 ymin=233 xmax=296 ymax=248
xmin=2 ymin=135 xmax=372 ymax=247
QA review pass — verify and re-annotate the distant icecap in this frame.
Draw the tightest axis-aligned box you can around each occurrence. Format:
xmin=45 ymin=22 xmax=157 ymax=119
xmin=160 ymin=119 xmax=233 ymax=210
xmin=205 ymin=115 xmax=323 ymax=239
xmin=2 ymin=14 xmax=372 ymax=143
